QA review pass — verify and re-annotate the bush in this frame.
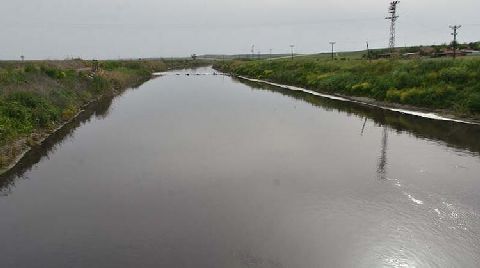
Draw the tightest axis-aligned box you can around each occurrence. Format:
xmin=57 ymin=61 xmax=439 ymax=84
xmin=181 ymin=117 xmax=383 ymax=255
xmin=2 ymin=92 xmax=60 ymax=128
xmin=439 ymin=67 xmax=470 ymax=84
xmin=24 ymin=64 xmax=39 ymax=73
xmin=350 ymin=82 xmax=372 ymax=95
xmin=41 ymin=66 xmax=66 ymax=80
xmin=0 ymin=69 xmax=27 ymax=84
xmin=467 ymin=93 xmax=480 ymax=113
xmin=392 ymin=70 xmax=421 ymax=88
xmin=89 ymin=76 xmax=111 ymax=94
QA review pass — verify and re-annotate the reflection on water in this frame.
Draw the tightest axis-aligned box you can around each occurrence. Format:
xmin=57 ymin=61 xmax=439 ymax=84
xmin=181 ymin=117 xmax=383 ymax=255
xmin=239 ymin=78 xmax=480 ymax=157
xmin=360 ymin=117 xmax=368 ymax=136
xmin=0 ymin=94 xmax=115 ymax=195
xmin=377 ymin=127 xmax=388 ymax=180
xmin=1 ymin=68 xmax=480 ymax=267
xmin=3 ymin=76 xmax=480 ymax=194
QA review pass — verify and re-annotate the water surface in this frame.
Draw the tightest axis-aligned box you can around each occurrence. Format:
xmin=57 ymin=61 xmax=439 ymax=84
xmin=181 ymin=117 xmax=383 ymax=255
xmin=1 ymin=67 xmax=480 ymax=268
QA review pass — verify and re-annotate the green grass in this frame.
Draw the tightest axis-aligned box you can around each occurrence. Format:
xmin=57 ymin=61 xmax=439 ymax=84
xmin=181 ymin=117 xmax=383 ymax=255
xmin=214 ymin=57 xmax=480 ymax=116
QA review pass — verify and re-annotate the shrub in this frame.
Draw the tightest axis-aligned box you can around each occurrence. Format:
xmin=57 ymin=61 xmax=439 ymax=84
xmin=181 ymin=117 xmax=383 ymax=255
xmin=350 ymin=82 xmax=372 ymax=95
xmin=3 ymin=92 xmax=60 ymax=128
xmin=24 ymin=64 xmax=39 ymax=73
xmin=61 ymin=106 xmax=78 ymax=121
xmin=89 ymin=76 xmax=111 ymax=94
xmin=393 ymin=70 xmax=422 ymax=88
xmin=41 ymin=66 xmax=67 ymax=80
xmin=438 ymin=67 xmax=470 ymax=84
xmin=386 ymin=88 xmax=401 ymax=102
xmin=467 ymin=93 xmax=480 ymax=113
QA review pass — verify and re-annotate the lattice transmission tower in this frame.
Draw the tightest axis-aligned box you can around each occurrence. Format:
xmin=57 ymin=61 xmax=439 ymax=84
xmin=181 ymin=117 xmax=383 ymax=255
xmin=449 ymin=25 xmax=462 ymax=59
xmin=386 ymin=1 xmax=400 ymax=52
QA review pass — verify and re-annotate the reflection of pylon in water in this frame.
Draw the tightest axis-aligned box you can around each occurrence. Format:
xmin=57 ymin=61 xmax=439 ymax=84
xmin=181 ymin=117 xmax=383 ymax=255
xmin=359 ymin=119 xmax=388 ymax=180
xmin=377 ymin=127 xmax=388 ymax=180
xmin=360 ymin=117 xmax=367 ymax=136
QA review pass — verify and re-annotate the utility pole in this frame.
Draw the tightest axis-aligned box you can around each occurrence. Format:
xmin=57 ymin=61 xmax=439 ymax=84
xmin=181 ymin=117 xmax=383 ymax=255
xmin=92 ymin=59 xmax=99 ymax=73
xmin=386 ymin=1 xmax=400 ymax=54
xmin=290 ymin=45 xmax=295 ymax=60
xmin=329 ymin=42 xmax=336 ymax=60
xmin=450 ymin=25 xmax=462 ymax=59
xmin=251 ymin=45 xmax=255 ymax=60
xmin=366 ymin=41 xmax=371 ymax=61
xmin=269 ymin=49 xmax=272 ymax=59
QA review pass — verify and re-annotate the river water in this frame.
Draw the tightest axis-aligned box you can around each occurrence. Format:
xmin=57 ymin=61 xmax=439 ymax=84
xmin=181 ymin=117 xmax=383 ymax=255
xmin=1 ymin=67 xmax=480 ymax=268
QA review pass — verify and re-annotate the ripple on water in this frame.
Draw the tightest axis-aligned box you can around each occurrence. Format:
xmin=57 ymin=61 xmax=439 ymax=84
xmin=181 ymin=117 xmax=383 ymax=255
xmin=404 ymin=193 xmax=424 ymax=205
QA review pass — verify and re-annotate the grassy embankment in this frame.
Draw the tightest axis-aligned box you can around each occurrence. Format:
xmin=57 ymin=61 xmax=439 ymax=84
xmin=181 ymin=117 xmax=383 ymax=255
xmin=0 ymin=59 xmax=207 ymax=171
xmin=214 ymin=58 xmax=480 ymax=118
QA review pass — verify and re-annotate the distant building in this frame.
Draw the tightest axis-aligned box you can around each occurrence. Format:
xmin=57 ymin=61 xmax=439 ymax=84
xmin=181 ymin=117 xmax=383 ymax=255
xmin=402 ymin=52 xmax=421 ymax=59
xmin=377 ymin=52 xmax=401 ymax=59
xmin=377 ymin=53 xmax=392 ymax=59
xmin=433 ymin=50 xmax=467 ymax=58
xmin=461 ymin=50 xmax=480 ymax=56
xmin=419 ymin=47 xmax=435 ymax=56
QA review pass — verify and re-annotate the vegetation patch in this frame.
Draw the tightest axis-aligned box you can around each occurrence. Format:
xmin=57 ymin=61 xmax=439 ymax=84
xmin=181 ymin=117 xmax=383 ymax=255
xmin=214 ymin=58 xmax=480 ymax=116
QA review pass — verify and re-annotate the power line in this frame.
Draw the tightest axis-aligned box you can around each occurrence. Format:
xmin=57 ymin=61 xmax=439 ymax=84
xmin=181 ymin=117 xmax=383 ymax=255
xmin=386 ymin=1 xmax=400 ymax=52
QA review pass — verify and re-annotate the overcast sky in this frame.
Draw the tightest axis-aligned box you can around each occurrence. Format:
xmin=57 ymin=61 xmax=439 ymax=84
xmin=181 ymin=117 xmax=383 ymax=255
xmin=1 ymin=0 xmax=479 ymax=59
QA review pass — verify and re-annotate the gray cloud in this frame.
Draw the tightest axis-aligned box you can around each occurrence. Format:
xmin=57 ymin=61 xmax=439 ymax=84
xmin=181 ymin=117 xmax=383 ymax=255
xmin=1 ymin=0 xmax=479 ymax=59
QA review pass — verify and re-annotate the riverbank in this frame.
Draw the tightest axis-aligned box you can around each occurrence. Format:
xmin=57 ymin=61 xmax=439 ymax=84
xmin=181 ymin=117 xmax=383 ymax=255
xmin=0 ymin=59 xmax=209 ymax=173
xmin=236 ymin=76 xmax=480 ymax=125
xmin=214 ymin=58 xmax=480 ymax=122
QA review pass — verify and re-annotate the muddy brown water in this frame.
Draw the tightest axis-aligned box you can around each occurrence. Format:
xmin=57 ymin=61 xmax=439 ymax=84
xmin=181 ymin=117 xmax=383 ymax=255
xmin=1 ymin=67 xmax=480 ymax=268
